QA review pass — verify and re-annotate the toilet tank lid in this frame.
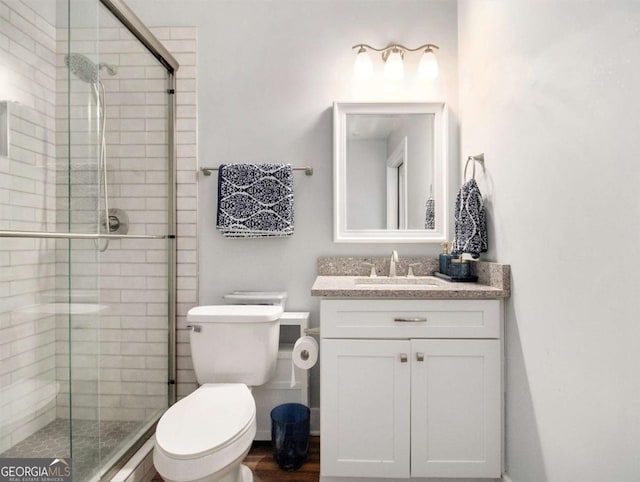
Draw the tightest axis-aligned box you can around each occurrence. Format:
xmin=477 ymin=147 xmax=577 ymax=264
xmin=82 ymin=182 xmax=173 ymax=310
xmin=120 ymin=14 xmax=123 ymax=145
xmin=223 ymin=291 xmax=288 ymax=305
xmin=187 ymin=305 xmax=283 ymax=323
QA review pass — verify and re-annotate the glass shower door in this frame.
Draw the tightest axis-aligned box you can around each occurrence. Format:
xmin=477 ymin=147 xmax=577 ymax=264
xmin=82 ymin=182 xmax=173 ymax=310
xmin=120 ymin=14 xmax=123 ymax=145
xmin=64 ymin=1 xmax=171 ymax=479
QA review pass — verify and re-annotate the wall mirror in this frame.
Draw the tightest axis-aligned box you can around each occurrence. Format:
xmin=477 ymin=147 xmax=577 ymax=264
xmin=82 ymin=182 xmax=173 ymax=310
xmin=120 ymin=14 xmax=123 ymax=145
xmin=333 ymin=102 xmax=448 ymax=243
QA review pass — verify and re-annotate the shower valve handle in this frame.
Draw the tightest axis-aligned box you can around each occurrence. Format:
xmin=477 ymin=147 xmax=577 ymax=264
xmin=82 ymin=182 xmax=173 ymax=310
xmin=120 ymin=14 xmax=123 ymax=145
xmin=108 ymin=215 xmax=120 ymax=231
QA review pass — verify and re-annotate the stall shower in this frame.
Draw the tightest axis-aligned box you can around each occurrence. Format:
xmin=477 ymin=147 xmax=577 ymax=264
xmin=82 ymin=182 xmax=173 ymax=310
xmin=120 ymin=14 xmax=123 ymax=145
xmin=0 ymin=0 xmax=178 ymax=479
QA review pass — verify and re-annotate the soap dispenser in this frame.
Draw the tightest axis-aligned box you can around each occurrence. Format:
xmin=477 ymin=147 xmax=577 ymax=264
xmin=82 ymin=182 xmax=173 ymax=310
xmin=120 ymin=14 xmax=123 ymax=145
xmin=438 ymin=242 xmax=455 ymax=275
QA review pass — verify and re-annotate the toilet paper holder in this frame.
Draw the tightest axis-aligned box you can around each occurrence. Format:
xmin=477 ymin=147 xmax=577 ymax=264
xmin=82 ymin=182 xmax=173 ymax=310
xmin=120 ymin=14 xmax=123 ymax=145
xmin=300 ymin=328 xmax=319 ymax=360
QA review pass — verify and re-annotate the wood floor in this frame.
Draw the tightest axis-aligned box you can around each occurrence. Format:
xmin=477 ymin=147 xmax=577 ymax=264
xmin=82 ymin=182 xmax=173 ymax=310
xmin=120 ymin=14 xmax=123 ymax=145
xmin=152 ymin=436 xmax=320 ymax=482
xmin=244 ymin=436 xmax=320 ymax=482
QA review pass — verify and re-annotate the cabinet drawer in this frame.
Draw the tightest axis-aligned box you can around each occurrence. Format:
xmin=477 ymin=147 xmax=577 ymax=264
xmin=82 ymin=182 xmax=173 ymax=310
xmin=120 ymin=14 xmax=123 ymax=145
xmin=321 ymin=299 xmax=501 ymax=339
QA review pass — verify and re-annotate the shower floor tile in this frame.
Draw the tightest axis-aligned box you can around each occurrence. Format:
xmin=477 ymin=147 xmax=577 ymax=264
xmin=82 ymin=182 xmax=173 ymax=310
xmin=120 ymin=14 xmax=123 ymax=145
xmin=1 ymin=418 xmax=141 ymax=482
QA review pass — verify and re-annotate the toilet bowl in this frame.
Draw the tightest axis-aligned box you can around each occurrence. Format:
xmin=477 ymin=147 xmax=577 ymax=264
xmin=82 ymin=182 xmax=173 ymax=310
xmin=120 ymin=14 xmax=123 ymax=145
xmin=153 ymin=304 xmax=283 ymax=482
xmin=154 ymin=384 xmax=256 ymax=482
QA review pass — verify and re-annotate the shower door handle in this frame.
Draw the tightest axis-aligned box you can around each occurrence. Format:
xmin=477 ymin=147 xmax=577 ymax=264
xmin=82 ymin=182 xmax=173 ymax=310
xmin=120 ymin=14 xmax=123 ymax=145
xmin=0 ymin=230 xmax=167 ymax=240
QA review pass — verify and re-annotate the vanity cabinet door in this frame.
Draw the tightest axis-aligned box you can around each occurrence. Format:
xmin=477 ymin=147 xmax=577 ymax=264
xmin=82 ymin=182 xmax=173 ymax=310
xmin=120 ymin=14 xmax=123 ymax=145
xmin=321 ymin=339 xmax=411 ymax=479
xmin=410 ymin=339 xmax=502 ymax=478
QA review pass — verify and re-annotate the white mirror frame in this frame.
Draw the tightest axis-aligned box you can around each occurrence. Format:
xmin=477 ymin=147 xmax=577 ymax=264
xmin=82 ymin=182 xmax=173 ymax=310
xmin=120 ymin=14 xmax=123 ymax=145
xmin=333 ymin=101 xmax=449 ymax=243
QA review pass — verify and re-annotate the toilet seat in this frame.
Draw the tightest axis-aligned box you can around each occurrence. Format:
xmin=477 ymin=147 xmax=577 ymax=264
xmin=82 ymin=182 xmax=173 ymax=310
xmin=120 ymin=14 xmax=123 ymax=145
xmin=154 ymin=384 xmax=256 ymax=481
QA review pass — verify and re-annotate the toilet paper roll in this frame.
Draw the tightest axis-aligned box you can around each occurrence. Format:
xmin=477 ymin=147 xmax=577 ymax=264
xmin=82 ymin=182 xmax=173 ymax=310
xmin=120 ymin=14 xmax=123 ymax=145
xmin=292 ymin=336 xmax=319 ymax=370
xmin=290 ymin=336 xmax=319 ymax=388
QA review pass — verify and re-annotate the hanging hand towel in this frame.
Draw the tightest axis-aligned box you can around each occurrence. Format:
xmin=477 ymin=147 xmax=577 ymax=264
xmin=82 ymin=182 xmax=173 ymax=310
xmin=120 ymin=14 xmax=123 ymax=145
xmin=216 ymin=163 xmax=294 ymax=238
xmin=424 ymin=198 xmax=435 ymax=229
xmin=452 ymin=178 xmax=487 ymax=258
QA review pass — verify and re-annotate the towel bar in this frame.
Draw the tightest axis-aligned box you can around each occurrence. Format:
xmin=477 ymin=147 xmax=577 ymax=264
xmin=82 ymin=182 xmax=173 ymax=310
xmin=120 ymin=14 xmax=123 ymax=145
xmin=200 ymin=166 xmax=313 ymax=176
xmin=464 ymin=153 xmax=485 ymax=181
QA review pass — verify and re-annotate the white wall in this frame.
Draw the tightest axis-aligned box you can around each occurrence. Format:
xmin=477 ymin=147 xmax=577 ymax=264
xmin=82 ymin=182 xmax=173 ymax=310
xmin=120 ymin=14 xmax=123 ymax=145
xmin=458 ymin=1 xmax=640 ymax=481
xmin=127 ymin=0 xmax=459 ymax=410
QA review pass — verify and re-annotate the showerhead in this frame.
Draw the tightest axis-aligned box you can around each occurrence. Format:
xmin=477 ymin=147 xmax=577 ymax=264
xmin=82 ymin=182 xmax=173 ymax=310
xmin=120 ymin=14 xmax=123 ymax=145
xmin=65 ymin=53 xmax=98 ymax=83
xmin=65 ymin=53 xmax=117 ymax=83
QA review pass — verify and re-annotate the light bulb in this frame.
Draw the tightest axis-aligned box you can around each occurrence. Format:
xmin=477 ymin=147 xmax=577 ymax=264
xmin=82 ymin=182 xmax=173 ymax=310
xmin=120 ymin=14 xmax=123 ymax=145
xmin=353 ymin=48 xmax=374 ymax=80
xmin=384 ymin=50 xmax=404 ymax=81
xmin=418 ymin=48 xmax=438 ymax=80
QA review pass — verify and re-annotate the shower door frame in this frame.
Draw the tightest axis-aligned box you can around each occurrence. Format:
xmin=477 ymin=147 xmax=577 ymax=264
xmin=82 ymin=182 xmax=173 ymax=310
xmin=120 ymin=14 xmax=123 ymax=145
xmin=98 ymin=0 xmax=180 ymax=479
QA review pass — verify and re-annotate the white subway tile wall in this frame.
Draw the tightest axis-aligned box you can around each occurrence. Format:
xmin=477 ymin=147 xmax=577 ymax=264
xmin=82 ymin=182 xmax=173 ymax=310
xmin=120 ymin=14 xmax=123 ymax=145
xmin=0 ymin=0 xmax=59 ymax=453
xmin=1 ymin=0 xmax=198 ymax=456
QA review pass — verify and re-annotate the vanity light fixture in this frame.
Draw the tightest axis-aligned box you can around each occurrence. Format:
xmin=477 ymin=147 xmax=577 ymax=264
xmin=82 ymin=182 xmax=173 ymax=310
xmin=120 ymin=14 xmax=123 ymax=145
xmin=353 ymin=46 xmax=374 ymax=81
xmin=352 ymin=43 xmax=440 ymax=81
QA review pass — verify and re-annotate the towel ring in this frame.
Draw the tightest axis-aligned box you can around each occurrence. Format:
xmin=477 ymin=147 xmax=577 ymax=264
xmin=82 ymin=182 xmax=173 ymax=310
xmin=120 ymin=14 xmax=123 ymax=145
xmin=464 ymin=153 xmax=485 ymax=181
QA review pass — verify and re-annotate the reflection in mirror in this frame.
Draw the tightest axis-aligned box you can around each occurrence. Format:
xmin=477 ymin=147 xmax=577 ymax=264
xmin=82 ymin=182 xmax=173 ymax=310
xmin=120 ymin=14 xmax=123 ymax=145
xmin=346 ymin=114 xmax=434 ymax=230
xmin=334 ymin=102 xmax=448 ymax=243
xmin=385 ymin=135 xmax=407 ymax=229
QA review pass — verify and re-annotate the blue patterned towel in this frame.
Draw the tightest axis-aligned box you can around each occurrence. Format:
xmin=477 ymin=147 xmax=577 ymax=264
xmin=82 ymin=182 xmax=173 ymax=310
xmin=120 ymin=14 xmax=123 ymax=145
xmin=452 ymin=179 xmax=487 ymax=258
xmin=425 ymin=198 xmax=435 ymax=229
xmin=216 ymin=163 xmax=294 ymax=238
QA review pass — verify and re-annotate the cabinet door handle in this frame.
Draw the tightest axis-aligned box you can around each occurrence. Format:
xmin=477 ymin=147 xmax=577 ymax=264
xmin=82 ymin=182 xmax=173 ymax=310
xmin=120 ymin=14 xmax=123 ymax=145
xmin=400 ymin=353 xmax=408 ymax=363
xmin=394 ymin=317 xmax=427 ymax=323
xmin=416 ymin=352 xmax=425 ymax=362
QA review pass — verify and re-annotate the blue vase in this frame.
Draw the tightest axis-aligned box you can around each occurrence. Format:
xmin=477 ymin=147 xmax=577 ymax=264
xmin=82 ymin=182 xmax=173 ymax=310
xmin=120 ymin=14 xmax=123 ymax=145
xmin=448 ymin=260 xmax=471 ymax=278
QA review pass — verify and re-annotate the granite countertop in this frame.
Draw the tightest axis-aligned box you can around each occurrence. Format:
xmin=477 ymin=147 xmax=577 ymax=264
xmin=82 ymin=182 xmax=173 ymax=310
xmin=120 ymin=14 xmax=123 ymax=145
xmin=311 ymin=257 xmax=510 ymax=299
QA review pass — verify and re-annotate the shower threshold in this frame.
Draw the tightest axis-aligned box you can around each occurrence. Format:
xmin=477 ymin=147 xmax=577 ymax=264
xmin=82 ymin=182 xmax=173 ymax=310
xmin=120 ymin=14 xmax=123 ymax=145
xmin=1 ymin=418 xmax=142 ymax=482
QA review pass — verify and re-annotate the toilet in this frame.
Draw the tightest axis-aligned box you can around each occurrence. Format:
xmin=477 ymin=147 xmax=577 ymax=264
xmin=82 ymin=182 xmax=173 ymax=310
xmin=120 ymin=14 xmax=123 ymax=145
xmin=153 ymin=303 xmax=283 ymax=482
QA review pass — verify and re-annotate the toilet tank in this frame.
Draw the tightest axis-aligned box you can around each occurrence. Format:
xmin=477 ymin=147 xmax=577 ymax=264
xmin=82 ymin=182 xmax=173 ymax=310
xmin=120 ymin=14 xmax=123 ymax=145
xmin=186 ymin=305 xmax=282 ymax=386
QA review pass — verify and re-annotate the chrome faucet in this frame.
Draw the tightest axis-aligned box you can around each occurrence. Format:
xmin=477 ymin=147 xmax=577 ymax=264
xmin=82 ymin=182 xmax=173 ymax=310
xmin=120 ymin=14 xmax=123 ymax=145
xmin=389 ymin=250 xmax=399 ymax=277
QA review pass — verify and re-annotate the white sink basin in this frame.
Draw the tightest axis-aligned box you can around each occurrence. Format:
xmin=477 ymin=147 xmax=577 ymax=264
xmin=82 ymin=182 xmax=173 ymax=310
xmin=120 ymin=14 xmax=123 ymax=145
xmin=355 ymin=276 xmax=443 ymax=288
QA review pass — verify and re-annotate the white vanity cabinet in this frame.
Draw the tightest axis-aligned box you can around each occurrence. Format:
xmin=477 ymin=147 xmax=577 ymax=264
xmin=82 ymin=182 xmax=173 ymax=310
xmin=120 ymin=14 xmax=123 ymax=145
xmin=320 ymin=299 xmax=503 ymax=481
